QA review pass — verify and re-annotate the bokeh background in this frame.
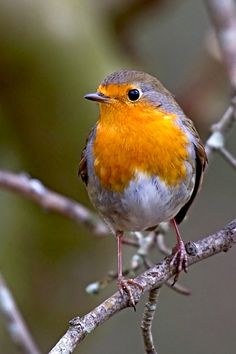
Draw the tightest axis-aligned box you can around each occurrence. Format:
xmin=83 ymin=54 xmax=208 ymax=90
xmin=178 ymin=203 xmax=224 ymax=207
xmin=0 ymin=0 xmax=236 ymax=353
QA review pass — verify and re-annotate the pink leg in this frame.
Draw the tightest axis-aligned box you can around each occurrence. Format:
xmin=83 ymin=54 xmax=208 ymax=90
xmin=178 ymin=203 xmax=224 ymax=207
xmin=116 ymin=231 xmax=143 ymax=309
xmin=170 ymin=218 xmax=188 ymax=284
xmin=116 ymin=230 xmax=123 ymax=280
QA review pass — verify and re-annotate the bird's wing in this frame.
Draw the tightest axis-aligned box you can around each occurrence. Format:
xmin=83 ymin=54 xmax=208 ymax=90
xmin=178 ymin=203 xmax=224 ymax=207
xmin=78 ymin=150 xmax=88 ymax=185
xmin=78 ymin=126 xmax=96 ymax=186
xmin=175 ymin=120 xmax=207 ymax=224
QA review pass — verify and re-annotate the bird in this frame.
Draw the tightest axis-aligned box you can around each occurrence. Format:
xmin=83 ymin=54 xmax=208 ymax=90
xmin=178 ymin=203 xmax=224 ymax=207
xmin=79 ymin=69 xmax=207 ymax=307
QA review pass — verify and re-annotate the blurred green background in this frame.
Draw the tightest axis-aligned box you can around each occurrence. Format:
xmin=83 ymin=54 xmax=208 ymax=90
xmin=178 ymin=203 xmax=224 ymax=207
xmin=0 ymin=0 xmax=236 ymax=353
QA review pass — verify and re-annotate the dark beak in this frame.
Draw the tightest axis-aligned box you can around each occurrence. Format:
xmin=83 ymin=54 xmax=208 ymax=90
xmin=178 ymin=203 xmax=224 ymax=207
xmin=84 ymin=92 xmax=110 ymax=103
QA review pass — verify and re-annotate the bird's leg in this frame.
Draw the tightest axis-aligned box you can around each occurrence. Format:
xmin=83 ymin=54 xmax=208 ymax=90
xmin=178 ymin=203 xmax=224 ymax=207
xmin=116 ymin=231 xmax=143 ymax=309
xmin=117 ymin=230 xmax=123 ymax=280
xmin=170 ymin=218 xmax=188 ymax=285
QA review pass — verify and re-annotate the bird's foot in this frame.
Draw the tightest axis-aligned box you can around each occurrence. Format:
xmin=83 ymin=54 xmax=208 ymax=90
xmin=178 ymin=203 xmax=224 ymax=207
xmin=117 ymin=277 xmax=143 ymax=309
xmin=170 ymin=239 xmax=188 ymax=285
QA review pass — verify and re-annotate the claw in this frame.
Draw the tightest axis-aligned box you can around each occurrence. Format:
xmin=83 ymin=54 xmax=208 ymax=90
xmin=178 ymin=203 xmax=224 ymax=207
xmin=170 ymin=239 xmax=188 ymax=285
xmin=117 ymin=277 xmax=143 ymax=309
xmin=116 ymin=231 xmax=143 ymax=309
xmin=170 ymin=219 xmax=188 ymax=285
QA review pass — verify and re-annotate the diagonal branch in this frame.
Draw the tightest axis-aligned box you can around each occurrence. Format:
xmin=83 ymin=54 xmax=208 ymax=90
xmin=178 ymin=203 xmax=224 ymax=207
xmin=0 ymin=170 xmax=108 ymax=236
xmin=49 ymin=218 xmax=236 ymax=354
xmin=205 ymin=97 xmax=236 ymax=164
xmin=0 ymin=274 xmax=41 ymax=354
xmin=219 ymin=146 xmax=236 ymax=167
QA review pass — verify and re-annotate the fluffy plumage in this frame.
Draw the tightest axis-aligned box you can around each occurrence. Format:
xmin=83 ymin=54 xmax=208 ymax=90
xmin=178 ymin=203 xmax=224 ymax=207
xmin=79 ymin=70 xmax=207 ymax=305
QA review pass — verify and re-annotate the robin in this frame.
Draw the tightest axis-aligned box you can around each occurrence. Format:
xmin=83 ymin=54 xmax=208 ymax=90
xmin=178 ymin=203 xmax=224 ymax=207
xmin=79 ymin=70 xmax=207 ymax=306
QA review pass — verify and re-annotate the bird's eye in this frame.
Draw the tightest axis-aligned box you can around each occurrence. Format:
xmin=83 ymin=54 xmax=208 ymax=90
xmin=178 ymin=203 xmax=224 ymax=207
xmin=127 ymin=89 xmax=141 ymax=102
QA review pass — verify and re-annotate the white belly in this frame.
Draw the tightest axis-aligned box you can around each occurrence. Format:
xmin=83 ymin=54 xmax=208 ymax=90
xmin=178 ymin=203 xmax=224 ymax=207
xmin=88 ymin=171 xmax=194 ymax=232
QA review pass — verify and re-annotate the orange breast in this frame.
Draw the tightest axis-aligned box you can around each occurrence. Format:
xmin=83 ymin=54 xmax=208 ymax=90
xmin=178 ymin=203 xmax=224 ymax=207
xmin=93 ymin=103 xmax=189 ymax=192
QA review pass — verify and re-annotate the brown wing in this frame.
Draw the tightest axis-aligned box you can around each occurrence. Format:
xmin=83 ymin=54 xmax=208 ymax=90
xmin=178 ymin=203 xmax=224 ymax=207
xmin=175 ymin=122 xmax=207 ymax=224
xmin=78 ymin=126 xmax=96 ymax=186
xmin=78 ymin=151 xmax=88 ymax=185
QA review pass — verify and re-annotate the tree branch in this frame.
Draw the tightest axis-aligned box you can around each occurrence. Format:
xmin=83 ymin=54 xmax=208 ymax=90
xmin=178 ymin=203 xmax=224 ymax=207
xmin=141 ymin=287 xmax=160 ymax=354
xmin=219 ymin=146 xmax=236 ymax=167
xmin=205 ymin=97 xmax=236 ymax=162
xmin=205 ymin=0 xmax=236 ymax=92
xmin=49 ymin=218 xmax=236 ymax=354
xmin=0 ymin=171 xmax=108 ymax=236
xmin=0 ymin=274 xmax=41 ymax=354
xmin=204 ymin=0 xmax=236 ymax=168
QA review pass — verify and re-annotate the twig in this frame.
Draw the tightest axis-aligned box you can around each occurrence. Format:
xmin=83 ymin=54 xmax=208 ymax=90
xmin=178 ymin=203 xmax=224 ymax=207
xmin=211 ymin=98 xmax=236 ymax=134
xmin=205 ymin=0 xmax=236 ymax=169
xmin=205 ymin=98 xmax=236 ymax=164
xmin=164 ymin=279 xmax=191 ymax=296
xmin=155 ymin=232 xmax=171 ymax=256
xmin=205 ymin=0 xmax=236 ymax=91
xmin=0 ymin=274 xmax=41 ymax=354
xmin=86 ymin=268 xmax=131 ymax=295
xmin=122 ymin=237 xmax=140 ymax=247
xmin=219 ymin=146 xmax=236 ymax=167
xmin=49 ymin=218 xmax=236 ymax=354
xmin=141 ymin=287 xmax=160 ymax=354
xmin=0 ymin=170 xmax=108 ymax=236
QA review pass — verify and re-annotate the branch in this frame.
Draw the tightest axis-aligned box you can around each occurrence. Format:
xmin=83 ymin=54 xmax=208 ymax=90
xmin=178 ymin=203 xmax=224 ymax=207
xmin=205 ymin=96 xmax=236 ymax=164
xmin=219 ymin=146 xmax=236 ymax=167
xmin=49 ymin=218 xmax=236 ymax=354
xmin=141 ymin=287 xmax=160 ymax=354
xmin=205 ymin=1 xmax=236 ymax=167
xmin=0 ymin=170 xmax=108 ymax=236
xmin=205 ymin=0 xmax=236 ymax=92
xmin=0 ymin=274 xmax=41 ymax=354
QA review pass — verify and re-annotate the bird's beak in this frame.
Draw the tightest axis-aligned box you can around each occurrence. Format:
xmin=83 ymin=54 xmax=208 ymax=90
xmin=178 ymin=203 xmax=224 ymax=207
xmin=84 ymin=92 xmax=110 ymax=103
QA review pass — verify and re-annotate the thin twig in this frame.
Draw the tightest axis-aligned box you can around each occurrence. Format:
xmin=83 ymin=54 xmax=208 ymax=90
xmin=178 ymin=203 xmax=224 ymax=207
xmin=212 ymin=98 xmax=236 ymax=134
xmin=219 ymin=146 xmax=236 ymax=167
xmin=122 ymin=237 xmax=140 ymax=247
xmin=49 ymin=218 xmax=236 ymax=354
xmin=86 ymin=268 xmax=131 ymax=295
xmin=155 ymin=232 xmax=171 ymax=256
xmin=205 ymin=0 xmax=236 ymax=91
xmin=0 ymin=170 xmax=108 ymax=236
xmin=205 ymin=0 xmax=236 ymax=168
xmin=164 ymin=279 xmax=191 ymax=296
xmin=0 ymin=274 xmax=41 ymax=354
xmin=205 ymin=98 xmax=236 ymax=163
xmin=141 ymin=287 xmax=160 ymax=354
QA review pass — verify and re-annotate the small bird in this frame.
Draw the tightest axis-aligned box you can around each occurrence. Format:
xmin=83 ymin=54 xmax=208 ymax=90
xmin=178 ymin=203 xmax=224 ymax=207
xmin=79 ymin=70 xmax=207 ymax=306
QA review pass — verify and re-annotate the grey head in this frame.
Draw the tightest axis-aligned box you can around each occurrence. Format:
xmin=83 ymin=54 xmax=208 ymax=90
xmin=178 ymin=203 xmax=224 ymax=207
xmin=100 ymin=69 xmax=182 ymax=113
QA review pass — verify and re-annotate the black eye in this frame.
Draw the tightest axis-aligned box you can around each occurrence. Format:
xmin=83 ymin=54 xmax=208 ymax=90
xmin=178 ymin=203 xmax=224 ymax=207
xmin=128 ymin=89 xmax=141 ymax=101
